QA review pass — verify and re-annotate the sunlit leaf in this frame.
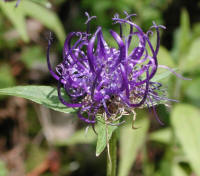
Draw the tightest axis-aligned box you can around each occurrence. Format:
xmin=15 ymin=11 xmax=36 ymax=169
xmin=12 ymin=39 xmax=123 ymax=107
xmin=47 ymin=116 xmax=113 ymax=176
xmin=172 ymin=163 xmax=188 ymax=176
xmin=0 ymin=85 xmax=76 ymax=113
xmin=171 ymin=104 xmax=200 ymax=176
xmin=118 ymin=117 xmax=149 ymax=176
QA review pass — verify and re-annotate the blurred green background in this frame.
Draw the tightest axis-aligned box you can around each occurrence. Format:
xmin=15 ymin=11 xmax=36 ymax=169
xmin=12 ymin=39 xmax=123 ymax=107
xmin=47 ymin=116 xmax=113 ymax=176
xmin=0 ymin=0 xmax=200 ymax=175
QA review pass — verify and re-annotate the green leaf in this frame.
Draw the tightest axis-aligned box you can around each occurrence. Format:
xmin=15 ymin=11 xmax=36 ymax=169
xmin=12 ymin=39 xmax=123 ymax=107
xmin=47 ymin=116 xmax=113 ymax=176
xmin=171 ymin=9 xmax=191 ymax=63
xmin=172 ymin=163 xmax=188 ymax=176
xmin=171 ymin=104 xmax=200 ymax=176
xmin=159 ymin=160 xmax=172 ymax=176
xmin=149 ymin=128 xmax=172 ymax=144
xmin=31 ymin=0 xmax=51 ymax=7
xmin=185 ymin=78 xmax=200 ymax=106
xmin=118 ymin=117 xmax=149 ymax=176
xmin=0 ymin=1 xmax=29 ymax=42
xmin=152 ymin=68 xmax=176 ymax=82
xmin=157 ymin=46 xmax=175 ymax=68
xmin=20 ymin=0 xmax=65 ymax=44
xmin=180 ymin=38 xmax=200 ymax=72
xmin=95 ymin=118 xmax=118 ymax=156
xmin=142 ymin=46 xmax=176 ymax=82
xmin=192 ymin=22 xmax=200 ymax=39
xmin=0 ymin=85 xmax=76 ymax=113
xmin=179 ymin=8 xmax=191 ymax=56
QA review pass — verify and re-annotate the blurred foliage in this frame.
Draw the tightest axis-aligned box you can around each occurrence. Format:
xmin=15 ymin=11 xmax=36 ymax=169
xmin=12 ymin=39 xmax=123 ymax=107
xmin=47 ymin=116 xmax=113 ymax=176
xmin=172 ymin=104 xmax=200 ymax=176
xmin=0 ymin=0 xmax=65 ymax=44
xmin=0 ymin=64 xmax=15 ymax=89
xmin=0 ymin=0 xmax=200 ymax=176
xmin=0 ymin=160 xmax=8 ymax=176
xmin=118 ymin=116 xmax=149 ymax=176
xmin=25 ymin=144 xmax=47 ymax=172
xmin=21 ymin=45 xmax=46 ymax=68
xmin=81 ymin=0 xmax=169 ymax=30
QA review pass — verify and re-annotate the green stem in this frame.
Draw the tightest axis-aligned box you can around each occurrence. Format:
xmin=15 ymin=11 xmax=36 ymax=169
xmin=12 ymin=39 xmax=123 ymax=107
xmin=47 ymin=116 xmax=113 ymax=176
xmin=107 ymin=131 xmax=117 ymax=176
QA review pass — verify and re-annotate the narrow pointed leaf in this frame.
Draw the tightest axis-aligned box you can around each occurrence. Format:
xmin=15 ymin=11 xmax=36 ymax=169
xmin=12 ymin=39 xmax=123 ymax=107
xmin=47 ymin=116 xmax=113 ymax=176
xmin=0 ymin=86 xmax=76 ymax=113
xmin=179 ymin=8 xmax=191 ymax=56
xmin=172 ymin=9 xmax=191 ymax=63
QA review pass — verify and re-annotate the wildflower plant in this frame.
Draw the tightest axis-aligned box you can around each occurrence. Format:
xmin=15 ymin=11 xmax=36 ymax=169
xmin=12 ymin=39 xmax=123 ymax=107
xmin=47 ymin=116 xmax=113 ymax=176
xmin=0 ymin=8 xmax=190 ymax=176
xmin=46 ymin=12 xmax=191 ymax=175
xmin=47 ymin=12 xmax=169 ymax=126
xmin=0 ymin=4 xmax=195 ymax=175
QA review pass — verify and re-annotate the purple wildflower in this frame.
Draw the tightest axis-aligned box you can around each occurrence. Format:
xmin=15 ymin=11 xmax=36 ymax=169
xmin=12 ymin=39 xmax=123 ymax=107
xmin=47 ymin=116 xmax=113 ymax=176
xmin=47 ymin=12 xmax=173 ymax=125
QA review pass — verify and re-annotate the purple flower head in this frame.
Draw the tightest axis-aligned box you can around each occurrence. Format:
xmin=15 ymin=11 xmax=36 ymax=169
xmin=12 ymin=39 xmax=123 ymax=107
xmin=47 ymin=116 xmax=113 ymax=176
xmin=47 ymin=12 xmax=171 ymax=125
